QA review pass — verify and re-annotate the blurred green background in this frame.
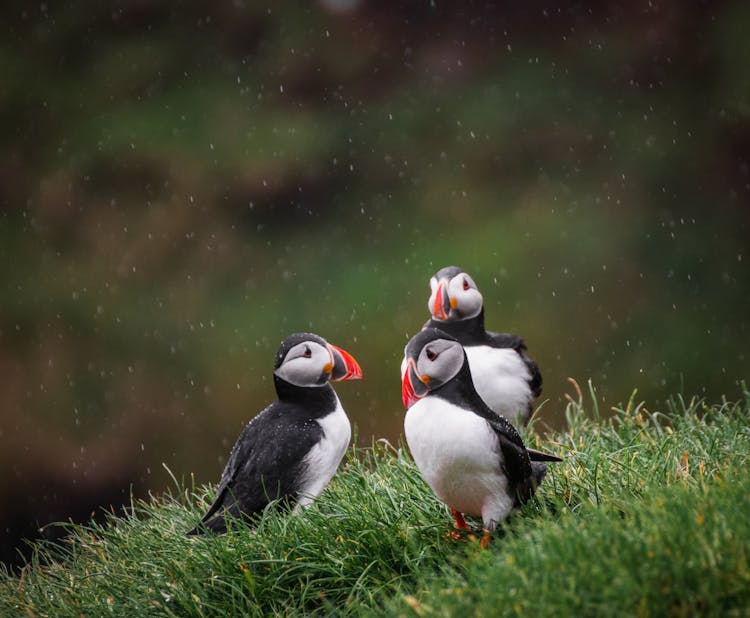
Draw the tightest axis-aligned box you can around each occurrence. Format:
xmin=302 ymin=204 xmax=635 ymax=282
xmin=1 ymin=1 xmax=748 ymax=566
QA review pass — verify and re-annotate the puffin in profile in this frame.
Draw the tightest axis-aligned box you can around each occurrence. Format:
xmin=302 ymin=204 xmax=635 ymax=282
xmin=402 ymin=328 xmax=561 ymax=546
xmin=189 ymin=332 xmax=362 ymax=534
xmin=423 ymin=265 xmax=542 ymax=428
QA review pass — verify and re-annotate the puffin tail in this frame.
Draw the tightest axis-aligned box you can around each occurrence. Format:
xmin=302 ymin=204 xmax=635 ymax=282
xmin=526 ymin=448 xmax=563 ymax=463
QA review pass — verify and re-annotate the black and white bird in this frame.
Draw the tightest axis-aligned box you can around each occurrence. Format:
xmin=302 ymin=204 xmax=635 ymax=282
xmin=422 ymin=265 xmax=542 ymax=428
xmin=190 ymin=332 xmax=362 ymax=534
xmin=402 ymin=328 xmax=560 ymax=546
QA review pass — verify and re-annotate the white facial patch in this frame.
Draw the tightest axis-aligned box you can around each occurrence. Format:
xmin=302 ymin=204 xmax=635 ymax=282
xmin=446 ymin=273 xmax=483 ymax=320
xmin=415 ymin=338 xmax=465 ymax=389
xmin=274 ymin=341 xmax=332 ymax=387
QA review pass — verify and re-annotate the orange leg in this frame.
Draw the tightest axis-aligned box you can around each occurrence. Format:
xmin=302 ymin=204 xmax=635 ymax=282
xmin=480 ymin=528 xmax=492 ymax=549
xmin=451 ymin=508 xmax=468 ymax=530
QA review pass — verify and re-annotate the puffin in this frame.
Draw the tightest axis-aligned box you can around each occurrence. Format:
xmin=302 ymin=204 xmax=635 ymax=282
xmin=402 ymin=328 xmax=561 ymax=546
xmin=423 ymin=265 xmax=542 ymax=428
xmin=189 ymin=332 xmax=362 ymax=534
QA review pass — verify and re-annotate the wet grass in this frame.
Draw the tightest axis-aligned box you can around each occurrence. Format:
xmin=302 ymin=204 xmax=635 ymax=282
xmin=2 ymin=383 xmax=749 ymax=616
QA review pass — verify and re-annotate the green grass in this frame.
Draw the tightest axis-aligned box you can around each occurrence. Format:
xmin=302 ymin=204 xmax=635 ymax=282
xmin=2 ymin=383 xmax=750 ymax=617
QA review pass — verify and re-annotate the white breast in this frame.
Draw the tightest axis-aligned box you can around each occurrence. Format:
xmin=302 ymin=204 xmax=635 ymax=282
xmin=464 ymin=346 xmax=532 ymax=426
xmin=404 ymin=397 xmax=514 ymax=526
xmin=295 ymin=398 xmax=351 ymax=509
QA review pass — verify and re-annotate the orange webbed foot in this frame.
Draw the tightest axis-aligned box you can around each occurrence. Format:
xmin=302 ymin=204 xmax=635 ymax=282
xmin=451 ymin=508 xmax=469 ymax=530
xmin=480 ymin=529 xmax=492 ymax=549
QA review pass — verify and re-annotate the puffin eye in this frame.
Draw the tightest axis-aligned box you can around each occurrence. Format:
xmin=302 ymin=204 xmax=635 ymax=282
xmin=303 ymin=346 xmax=312 ymax=358
xmin=462 ymin=278 xmax=470 ymax=291
xmin=425 ymin=347 xmax=437 ymax=361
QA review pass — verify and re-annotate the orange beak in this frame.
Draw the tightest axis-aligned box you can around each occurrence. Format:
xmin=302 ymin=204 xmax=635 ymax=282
xmin=432 ymin=281 xmax=451 ymax=321
xmin=327 ymin=344 xmax=363 ymax=381
xmin=401 ymin=358 xmax=429 ymax=408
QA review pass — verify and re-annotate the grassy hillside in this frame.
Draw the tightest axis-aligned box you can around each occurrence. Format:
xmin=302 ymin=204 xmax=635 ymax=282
xmin=2 ymin=383 xmax=749 ymax=616
xmin=4 ymin=0 xmax=749 ymax=568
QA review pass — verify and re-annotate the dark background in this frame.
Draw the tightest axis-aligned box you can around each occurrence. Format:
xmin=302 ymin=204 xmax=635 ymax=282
xmin=1 ymin=0 xmax=748 ymax=568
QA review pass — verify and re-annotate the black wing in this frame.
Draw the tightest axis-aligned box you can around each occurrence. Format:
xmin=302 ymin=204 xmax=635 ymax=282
xmin=192 ymin=402 xmax=323 ymax=533
xmin=195 ymin=416 xmax=261 ymax=527
xmin=521 ymin=352 xmax=543 ymax=399
xmin=486 ymin=331 xmax=526 ymax=350
xmin=486 ymin=417 xmax=539 ymax=506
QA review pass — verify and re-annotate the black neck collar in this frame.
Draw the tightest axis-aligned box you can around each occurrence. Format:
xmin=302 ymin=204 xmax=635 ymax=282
xmin=428 ymin=308 xmax=487 ymax=345
xmin=433 ymin=362 xmax=489 ymax=416
xmin=273 ymin=376 xmax=338 ymax=413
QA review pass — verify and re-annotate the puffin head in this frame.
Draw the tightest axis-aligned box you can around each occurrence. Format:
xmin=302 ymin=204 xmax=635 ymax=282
xmin=401 ymin=328 xmax=466 ymax=409
xmin=274 ymin=332 xmax=362 ymax=388
xmin=427 ymin=266 xmax=483 ymax=322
